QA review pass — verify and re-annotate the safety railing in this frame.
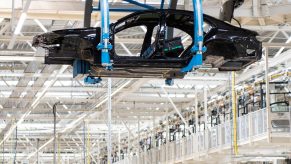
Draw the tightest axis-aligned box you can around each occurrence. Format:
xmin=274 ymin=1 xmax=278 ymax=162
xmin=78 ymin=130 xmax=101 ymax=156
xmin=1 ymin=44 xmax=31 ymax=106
xmin=114 ymin=108 xmax=273 ymax=164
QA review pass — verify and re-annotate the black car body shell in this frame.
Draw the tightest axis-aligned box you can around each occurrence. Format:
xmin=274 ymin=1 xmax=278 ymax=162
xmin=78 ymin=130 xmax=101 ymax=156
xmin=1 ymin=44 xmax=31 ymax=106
xmin=33 ymin=9 xmax=262 ymax=78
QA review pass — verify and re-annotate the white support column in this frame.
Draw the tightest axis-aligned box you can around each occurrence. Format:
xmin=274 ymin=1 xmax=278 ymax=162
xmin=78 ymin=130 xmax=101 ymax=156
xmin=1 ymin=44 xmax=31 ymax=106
xmin=265 ymin=48 xmax=271 ymax=143
xmin=137 ymin=103 xmax=140 ymax=154
xmin=107 ymin=78 xmax=112 ymax=164
xmin=152 ymin=110 xmax=155 ymax=150
xmin=195 ymin=89 xmax=199 ymax=132
xmin=118 ymin=129 xmax=121 ymax=162
xmin=137 ymin=105 xmax=140 ymax=164
xmin=97 ymin=141 xmax=100 ymax=163
xmin=166 ymin=102 xmax=169 ymax=162
xmin=128 ymin=129 xmax=131 ymax=159
xmin=203 ymin=86 xmax=208 ymax=151
xmin=231 ymin=72 xmax=238 ymax=155
xmin=36 ymin=139 xmax=39 ymax=164
xmin=53 ymin=103 xmax=57 ymax=164
xmin=204 ymin=87 xmax=208 ymax=128
xmin=83 ymin=121 xmax=86 ymax=164
xmin=248 ymin=111 xmax=253 ymax=144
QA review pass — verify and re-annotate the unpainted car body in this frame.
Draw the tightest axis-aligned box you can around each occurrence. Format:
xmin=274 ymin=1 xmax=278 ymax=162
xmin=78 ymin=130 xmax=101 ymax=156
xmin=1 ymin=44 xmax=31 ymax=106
xmin=33 ymin=9 xmax=262 ymax=78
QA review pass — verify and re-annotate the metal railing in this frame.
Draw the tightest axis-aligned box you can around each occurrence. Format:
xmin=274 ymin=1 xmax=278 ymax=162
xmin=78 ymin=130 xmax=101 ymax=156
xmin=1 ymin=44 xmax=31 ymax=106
xmin=114 ymin=108 xmax=278 ymax=164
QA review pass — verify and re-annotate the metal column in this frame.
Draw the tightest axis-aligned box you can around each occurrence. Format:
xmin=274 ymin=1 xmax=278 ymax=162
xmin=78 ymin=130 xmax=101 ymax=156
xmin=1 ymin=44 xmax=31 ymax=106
xmin=97 ymin=141 xmax=100 ymax=163
xmin=118 ymin=129 xmax=121 ymax=161
xmin=167 ymin=0 xmax=178 ymax=39
xmin=107 ymin=78 xmax=112 ymax=164
xmin=83 ymin=121 xmax=86 ymax=164
xmin=204 ymin=87 xmax=208 ymax=129
xmin=2 ymin=134 xmax=4 ymax=163
xmin=53 ymin=103 xmax=57 ymax=164
xmin=195 ymin=89 xmax=199 ymax=132
xmin=84 ymin=0 xmax=93 ymax=27
xmin=166 ymin=102 xmax=169 ymax=161
xmin=152 ymin=110 xmax=155 ymax=150
xmin=231 ymin=72 xmax=238 ymax=155
xmin=128 ymin=129 xmax=130 ymax=159
xmin=37 ymin=139 xmax=39 ymax=164
xmin=137 ymin=103 xmax=140 ymax=153
xmin=203 ymin=87 xmax=208 ymax=150
xmin=265 ymin=48 xmax=271 ymax=142
xmin=13 ymin=126 xmax=18 ymax=164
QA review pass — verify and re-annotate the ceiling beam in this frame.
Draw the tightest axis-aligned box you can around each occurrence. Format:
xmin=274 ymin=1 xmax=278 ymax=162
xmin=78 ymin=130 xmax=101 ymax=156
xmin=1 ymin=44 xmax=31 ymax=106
xmin=0 ymin=65 xmax=68 ymax=147
xmin=7 ymin=0 xmax=31 ymax=49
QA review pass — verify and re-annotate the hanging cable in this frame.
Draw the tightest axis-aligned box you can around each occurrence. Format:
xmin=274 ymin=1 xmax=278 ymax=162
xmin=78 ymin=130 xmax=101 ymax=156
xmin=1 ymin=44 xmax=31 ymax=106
xmin=232 ymin=18 xmax=241 ymax=28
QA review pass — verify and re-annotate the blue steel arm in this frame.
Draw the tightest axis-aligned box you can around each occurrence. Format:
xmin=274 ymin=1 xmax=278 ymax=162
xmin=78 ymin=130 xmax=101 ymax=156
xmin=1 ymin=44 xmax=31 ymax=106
xmin=97 ymin=0 xmax=112 ymax=70
xmin=181 ymin=0 xmax=206 ymax=72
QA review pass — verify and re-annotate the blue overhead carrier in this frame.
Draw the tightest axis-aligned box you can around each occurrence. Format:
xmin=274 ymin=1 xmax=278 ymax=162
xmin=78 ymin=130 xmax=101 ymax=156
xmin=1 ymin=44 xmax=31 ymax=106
xmin=82 ymin=0 xmax=205 ymax=84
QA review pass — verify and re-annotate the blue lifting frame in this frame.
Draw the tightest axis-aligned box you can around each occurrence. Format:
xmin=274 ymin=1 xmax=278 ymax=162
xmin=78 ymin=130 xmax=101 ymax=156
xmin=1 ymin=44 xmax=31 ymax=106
xmin=92 ymin=0 xmax=204 ymax=73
